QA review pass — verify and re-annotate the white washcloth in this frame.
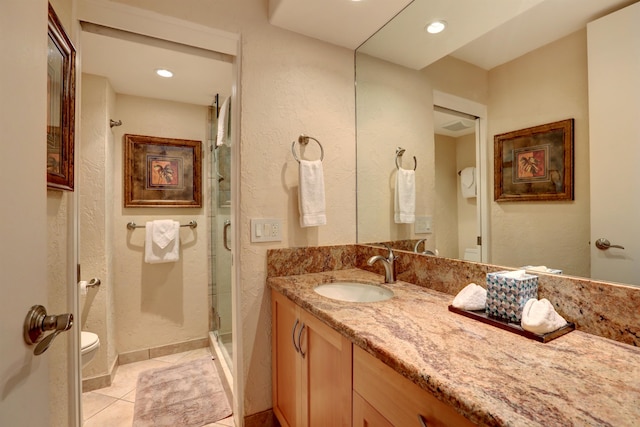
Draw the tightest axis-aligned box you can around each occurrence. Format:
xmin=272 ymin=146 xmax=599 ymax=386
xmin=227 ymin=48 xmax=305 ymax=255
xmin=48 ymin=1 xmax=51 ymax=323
xmin=145 ymin=220 xmax=180 ymax=263
xmin=298 ymin=159 xmax=326 ymax=227
xmin=394 ymin=167 xmax=415 ymax=223
xmin=216 ymin=96 xmax=230 ymax=147
xmin=460 ymin=167 xmax=476 ymax=198
xmin=452 ymin=283 xmax=487 ymax=310
xmin=521 ymin=298 xmax=567 ymax=334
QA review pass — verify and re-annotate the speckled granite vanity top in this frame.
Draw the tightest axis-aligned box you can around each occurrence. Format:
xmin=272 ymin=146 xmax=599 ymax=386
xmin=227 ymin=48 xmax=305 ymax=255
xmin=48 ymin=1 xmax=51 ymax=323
xmin=268 ymin=269 xmax=640 ymax=427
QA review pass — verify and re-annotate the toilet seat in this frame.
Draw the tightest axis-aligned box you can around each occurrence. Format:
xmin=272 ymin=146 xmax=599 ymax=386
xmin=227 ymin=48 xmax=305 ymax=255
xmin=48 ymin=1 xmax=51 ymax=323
xmin=81 ymin=331 xmax=100 ymax=354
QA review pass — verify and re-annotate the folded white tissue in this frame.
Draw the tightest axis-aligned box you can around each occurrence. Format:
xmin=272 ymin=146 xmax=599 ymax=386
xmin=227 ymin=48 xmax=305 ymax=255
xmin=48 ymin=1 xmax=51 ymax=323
xmin=521 ymin=298 xmax=567 ymax=334
xmin=452 ymin=283 xmax=487 ymax=311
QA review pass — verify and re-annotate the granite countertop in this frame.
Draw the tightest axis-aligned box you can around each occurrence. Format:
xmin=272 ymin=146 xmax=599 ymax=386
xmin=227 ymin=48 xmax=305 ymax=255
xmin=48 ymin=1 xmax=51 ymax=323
xmin=268 ymin=269 xmax=640 ymax=427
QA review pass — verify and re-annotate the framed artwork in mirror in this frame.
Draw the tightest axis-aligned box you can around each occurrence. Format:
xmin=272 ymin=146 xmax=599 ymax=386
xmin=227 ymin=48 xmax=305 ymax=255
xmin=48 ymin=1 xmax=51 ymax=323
xmin=47 ymin=3 xmax=76 ymax=191
xmin=124 ymin=134 xmax=202 ymax=207
xmin=494 ymin=119 xmax=574 ymax=202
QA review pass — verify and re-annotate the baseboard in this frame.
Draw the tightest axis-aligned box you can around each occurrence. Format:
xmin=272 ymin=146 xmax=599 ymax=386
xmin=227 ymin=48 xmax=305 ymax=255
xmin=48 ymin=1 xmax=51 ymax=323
xmin=82 ymin=357 xmax=118 ymax=392
xmin=118 ymin=337 xmax=210 ymax=366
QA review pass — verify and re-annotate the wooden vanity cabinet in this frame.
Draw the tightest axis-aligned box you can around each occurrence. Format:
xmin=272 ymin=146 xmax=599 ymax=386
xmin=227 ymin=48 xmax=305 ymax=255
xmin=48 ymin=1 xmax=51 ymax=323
xmin=271 ymin=290 xmax=353 ymax=427
xmin=353 ymin=346 xmax=475 ymax=427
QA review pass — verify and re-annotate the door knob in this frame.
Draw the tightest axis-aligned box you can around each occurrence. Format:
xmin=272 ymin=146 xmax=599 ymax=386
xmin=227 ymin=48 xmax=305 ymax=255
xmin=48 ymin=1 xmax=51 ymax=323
xmin=23 ymin=305 xmax=73 ymax=355
xmin=595 ymin=238 xmax=625 ymax=250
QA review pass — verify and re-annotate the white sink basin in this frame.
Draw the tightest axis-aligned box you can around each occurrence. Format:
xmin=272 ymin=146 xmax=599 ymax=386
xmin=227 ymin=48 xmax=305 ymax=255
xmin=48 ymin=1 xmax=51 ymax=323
xmin=313 ymin=282 xmax=394 ymax=303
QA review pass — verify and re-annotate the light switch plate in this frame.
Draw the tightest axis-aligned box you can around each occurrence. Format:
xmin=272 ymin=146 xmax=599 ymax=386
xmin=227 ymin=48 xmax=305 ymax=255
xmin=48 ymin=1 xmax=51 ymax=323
xmin=251 ymin=219 xmax=282 ymax=242
xmin=415 ymin=216 xmax=432 ymax=234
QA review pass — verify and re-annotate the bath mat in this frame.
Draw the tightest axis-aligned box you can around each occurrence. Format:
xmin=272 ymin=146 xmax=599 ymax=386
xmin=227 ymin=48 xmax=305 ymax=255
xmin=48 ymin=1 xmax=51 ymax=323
xmin=133 ymin=356 xmax=232 ymax=427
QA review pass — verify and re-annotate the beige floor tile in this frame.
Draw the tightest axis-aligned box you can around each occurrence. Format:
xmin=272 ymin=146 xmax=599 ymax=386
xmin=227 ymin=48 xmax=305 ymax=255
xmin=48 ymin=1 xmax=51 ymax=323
xmin=93 ymin=359 xmax=170 ymax=399
xmin=121 ymin=388 xmax=136 ymax=403
xmin=81 ymin=392 xmax=118 ymax=420
xmin=175 ymin=347 xmax=212 ymax=363
xmin=83 ymin=399 xmax=134 ymax=427
xmin=203 ymin=415 xmax=235 ymax=427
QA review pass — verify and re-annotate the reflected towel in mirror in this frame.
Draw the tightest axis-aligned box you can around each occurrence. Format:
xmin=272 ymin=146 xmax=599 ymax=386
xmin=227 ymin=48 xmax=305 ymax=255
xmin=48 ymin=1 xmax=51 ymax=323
xmin=460 ymin=166 xmax=476 ymax=198
xmin=394 ymin=167 xmax=415 ymax=223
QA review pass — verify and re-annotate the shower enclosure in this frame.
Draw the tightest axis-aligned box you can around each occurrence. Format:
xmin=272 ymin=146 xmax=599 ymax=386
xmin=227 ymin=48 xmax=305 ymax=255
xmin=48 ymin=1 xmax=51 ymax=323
xmin=209 ymin=100 xmax=233 ymax=369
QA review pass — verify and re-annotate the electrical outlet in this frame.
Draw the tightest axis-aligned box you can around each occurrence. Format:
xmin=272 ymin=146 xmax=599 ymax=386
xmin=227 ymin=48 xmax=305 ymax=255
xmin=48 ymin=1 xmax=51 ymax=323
xmin=251 ymin=219 xmax=282 ymax=242
xmin=415 ymin=216 xmax=432 ymax=234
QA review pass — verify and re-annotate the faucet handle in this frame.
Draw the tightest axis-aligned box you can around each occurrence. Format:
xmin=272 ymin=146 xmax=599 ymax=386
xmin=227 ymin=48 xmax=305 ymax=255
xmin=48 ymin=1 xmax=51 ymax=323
xmin=381 ymin=244 xmax=397 ymax=260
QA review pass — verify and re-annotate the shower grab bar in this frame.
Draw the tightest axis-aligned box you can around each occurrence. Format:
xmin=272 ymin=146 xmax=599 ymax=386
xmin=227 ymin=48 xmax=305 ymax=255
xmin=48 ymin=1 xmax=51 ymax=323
xmin=395 ymin=146 xmax=417 ymax=170
xmin=126 ymin=220 xmax=198 ymax=230
xmin=291 ymin=134 xmax=324 ymax=163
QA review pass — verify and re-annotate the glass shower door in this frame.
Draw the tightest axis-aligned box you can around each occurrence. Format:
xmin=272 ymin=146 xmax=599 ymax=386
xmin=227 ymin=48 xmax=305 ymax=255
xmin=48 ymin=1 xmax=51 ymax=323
xmin=211 ymin=103 xmax=233 ymax=369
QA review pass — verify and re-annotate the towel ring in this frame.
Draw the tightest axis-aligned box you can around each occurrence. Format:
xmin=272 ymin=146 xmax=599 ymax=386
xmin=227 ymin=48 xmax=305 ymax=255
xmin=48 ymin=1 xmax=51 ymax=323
xmin=291 ymin=134 xmax=324 ymax=163
xmin=395 ymin=147 xmax=417 ymax=170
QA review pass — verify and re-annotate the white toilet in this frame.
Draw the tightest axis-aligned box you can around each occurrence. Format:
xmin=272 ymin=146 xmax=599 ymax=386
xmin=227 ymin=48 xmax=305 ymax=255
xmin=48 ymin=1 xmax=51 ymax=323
xmin=81 ymin=331 xmax=100 ymax=368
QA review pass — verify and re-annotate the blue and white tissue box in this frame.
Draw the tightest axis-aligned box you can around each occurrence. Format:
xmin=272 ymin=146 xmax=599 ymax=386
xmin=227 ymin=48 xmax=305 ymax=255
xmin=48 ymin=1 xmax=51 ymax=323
xmin=485 ymin=271 xmax=538 ymax=322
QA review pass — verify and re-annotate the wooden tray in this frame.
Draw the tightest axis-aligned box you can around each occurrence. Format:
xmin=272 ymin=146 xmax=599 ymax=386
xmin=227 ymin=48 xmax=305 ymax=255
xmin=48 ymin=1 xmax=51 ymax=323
xmin=448 ymin=305 xmax=575 ymax=343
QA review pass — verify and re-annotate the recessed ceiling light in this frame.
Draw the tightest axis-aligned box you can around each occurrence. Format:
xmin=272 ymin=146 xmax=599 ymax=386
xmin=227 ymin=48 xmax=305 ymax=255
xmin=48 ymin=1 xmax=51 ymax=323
xmin=155 ymin=68 xmax=173 ymax=78
xmin=426 ymin=20 xmax=447 ymax=34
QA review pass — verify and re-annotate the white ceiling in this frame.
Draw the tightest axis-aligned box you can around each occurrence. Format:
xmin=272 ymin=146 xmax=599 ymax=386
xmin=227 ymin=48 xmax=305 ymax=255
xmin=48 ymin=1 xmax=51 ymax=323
xmin=80 ymin=0 xmax=637 ymax=108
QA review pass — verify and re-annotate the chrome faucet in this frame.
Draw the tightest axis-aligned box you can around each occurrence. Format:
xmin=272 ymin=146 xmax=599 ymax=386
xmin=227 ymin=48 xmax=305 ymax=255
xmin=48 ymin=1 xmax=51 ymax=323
xmin=414 ymin=238 xmax=436 ymax=256
xmin=367 ymin=246 xmax=398 ymax=283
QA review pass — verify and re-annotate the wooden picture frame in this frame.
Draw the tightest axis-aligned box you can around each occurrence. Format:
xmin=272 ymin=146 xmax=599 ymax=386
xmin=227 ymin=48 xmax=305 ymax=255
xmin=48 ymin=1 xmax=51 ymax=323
xmin=47 ymin=3 xmax=76 ymax=191
xmin=494 ymin=119 xmax=574 ymax=202
xmin=124 ymin=134 xmax=202 ymax=207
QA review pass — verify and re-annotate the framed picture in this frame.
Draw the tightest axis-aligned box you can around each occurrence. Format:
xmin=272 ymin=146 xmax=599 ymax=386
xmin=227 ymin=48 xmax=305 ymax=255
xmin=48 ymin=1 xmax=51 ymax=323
xmin=47 ymin=3 xmax=76 ymax=191
xmin=494 ymin=119 xmax=574 ymax=202
xmin=124 ymin=134 xmax=202 ymax=207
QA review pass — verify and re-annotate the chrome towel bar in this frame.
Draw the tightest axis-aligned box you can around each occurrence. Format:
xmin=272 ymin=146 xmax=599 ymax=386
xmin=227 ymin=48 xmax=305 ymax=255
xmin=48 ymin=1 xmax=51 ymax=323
xmin=126 ymin=220 xmax=198 ymax=230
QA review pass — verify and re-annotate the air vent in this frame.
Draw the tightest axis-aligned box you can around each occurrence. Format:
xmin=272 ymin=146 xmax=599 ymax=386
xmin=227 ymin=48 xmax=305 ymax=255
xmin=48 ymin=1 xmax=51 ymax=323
xmin=443 ymin=119 xmax=474 ymax=132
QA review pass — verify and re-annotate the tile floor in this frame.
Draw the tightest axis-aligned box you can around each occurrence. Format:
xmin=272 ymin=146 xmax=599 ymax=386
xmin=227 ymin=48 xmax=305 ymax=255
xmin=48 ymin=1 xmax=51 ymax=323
xmin=82 ymin=347 xmax=234 ymax=426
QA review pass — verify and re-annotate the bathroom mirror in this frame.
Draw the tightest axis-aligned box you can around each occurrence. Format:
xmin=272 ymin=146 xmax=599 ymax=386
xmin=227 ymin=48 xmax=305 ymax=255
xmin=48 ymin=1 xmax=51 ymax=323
xmin=355 ymin=0 xmax=638 ymax=284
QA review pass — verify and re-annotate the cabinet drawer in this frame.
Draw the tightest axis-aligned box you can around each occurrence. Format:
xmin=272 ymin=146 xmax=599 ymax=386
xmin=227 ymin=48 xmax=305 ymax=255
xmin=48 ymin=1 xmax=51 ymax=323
xmin=353 ymin=346 xmax=474 ymax=427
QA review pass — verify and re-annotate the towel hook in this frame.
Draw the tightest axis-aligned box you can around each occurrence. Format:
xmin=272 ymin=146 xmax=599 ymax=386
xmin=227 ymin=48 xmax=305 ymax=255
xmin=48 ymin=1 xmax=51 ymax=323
xmin=395 ymin=147 xmax=417 ymax=170
xmin=291 ymin=134 xmax=324 ymax=163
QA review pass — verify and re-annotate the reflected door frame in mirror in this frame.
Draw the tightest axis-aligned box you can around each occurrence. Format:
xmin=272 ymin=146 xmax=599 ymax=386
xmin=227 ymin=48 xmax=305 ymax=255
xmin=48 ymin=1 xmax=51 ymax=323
xmin=433 ymin=91 xmax=489 ymax=263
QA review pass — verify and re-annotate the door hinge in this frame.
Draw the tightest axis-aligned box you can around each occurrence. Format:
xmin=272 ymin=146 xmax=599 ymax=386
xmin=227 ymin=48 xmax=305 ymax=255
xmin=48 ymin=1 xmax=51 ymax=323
xmin=477 ymin=236 xmax=482 ymax=246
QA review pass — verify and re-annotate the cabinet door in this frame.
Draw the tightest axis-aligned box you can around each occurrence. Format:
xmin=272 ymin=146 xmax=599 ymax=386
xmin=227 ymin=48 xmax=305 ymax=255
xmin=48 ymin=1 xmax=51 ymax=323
xmin=353 ymin=391 xmax=394 ymax=427
xmin=272 ymin=290 xmax=301 ymax=427
xmin=353 ymin=346 xmax=475 ymax=427
xmin=300 ymin=311 xmax=353 ymax=427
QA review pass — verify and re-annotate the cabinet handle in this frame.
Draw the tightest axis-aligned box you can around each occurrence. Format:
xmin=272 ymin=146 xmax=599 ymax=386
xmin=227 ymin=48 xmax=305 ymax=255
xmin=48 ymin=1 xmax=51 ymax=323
xmin=298 ymin=323 xmax=306 ymax=358
xmin=417 ymin=414 xmax=428 ymax=427
xmin=291 ymin=318 xmax=300 ymax=353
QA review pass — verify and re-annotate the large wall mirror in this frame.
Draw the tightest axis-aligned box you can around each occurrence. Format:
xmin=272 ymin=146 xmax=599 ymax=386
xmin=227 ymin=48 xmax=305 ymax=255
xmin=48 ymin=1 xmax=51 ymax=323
xmin=356 ymin=0 xmax=639 ymax=286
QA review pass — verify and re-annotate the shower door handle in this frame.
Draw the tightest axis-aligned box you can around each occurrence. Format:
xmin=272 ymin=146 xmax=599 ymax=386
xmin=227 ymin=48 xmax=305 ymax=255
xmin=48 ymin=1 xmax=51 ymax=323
xmin=223 ymin=220 xmax=231 ymax=251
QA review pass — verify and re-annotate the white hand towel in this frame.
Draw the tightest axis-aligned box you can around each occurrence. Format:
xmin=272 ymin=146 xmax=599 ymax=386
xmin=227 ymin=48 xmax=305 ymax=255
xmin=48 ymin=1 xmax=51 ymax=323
xmin=452 ymin=283 xmax=487 ymax=310
xmin=521 ymin=298 xmax=567 ymax=334
xmin=216 ymin=96 xmax=230 ymax=147
xmin=145 ymin=220 xmax=180 ymax=263
xmin=460 ymin=167 xmax=476 ymax=199
xmin=298 ymin=159 xmax=326 ymax=227
xmin=394 ymin=167 xmax=415 ymax=223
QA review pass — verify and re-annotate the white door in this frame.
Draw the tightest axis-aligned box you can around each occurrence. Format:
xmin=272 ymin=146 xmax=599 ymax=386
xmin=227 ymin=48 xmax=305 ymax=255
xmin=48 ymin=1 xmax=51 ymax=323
xmin=588 ymin=2 xmax=640 ymax=286
xmin=0 ymin=0 xmax=52 ymax=424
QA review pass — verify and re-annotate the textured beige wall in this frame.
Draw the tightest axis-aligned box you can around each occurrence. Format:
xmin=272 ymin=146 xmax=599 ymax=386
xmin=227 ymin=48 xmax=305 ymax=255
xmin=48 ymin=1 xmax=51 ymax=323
xmin=112 ymin=0 xmax=357 ymax=415
xmin=488 ymin=30 xmax=590 ymax=277
xmin=356 ymin=53 xmax=435 ymax=246
xmin=79 ymin=74 xmax=118 ymax=378
xmin=110 ymin=94 xmax=210 ymax=353
xmin=456 ymin=133 xmax=477 ymax=258
xmin=434 ymin=134 xmax=458 ymax=258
